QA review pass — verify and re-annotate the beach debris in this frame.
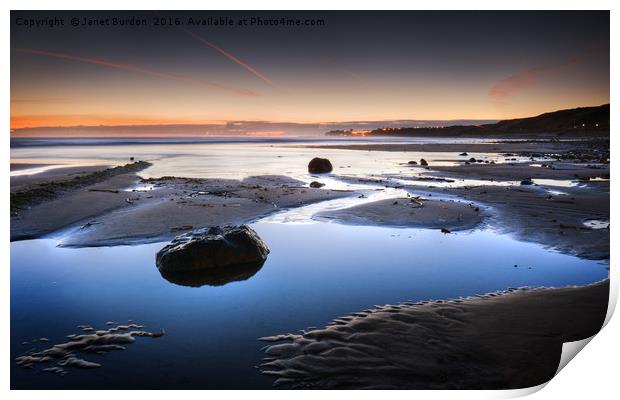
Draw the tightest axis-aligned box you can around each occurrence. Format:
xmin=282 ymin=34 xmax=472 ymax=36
xmin=308 ymin=157 xmax=333 ymax=173
xmin=309 ymin=181 xmax=325 ymax=188
xmin=409 ymin=197 xmax=424 ymax=207
xmin=420 ymin=159 xmax=428 ymax=166
xmin=15 ymin=322 xmax=164 ymax=375
xmin=156 ymin=225 xmax=269 ymax=276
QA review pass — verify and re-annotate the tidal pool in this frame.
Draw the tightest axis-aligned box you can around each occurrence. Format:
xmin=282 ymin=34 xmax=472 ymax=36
xmin=10 ymin=137 xmax=609 ymax=388
xmin=11 ymin=216 xmax=607 ymax=389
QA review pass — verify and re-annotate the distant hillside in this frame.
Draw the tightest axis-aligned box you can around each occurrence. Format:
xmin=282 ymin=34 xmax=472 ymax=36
xmin=326 ymin=105 xmax=610 ymax=138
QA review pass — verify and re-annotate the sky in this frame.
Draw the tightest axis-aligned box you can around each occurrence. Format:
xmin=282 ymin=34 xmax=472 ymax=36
xmin=10 ymin=11 xmax=610 ymax=134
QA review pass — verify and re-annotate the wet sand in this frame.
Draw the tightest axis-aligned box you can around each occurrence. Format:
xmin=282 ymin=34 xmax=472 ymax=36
xmin=10 ymin=138 xmax=610 ymax=390
xmin=404 ymin=183 xmax=609 ymax=260
xmin=259 ymin=279 xmax=609 ymax=389
xmin=421 ymin=162 xmax=609 ymax=182
xmin=16 ymin=322 xmax=164 ymax=376
xmin=11 ymin=168 xmax=357 ymax=246
xmin=10 ymin=163 xmax=53 ymax=171
xmin=303 ymin=140 xmax=607 ymax=155
xmin=316 ymin=197 xmax=483 ymax=231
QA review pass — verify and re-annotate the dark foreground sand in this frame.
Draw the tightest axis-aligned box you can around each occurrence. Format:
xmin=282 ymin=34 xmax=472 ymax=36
xmin=260 ymin=279 xmax=609 ymax=389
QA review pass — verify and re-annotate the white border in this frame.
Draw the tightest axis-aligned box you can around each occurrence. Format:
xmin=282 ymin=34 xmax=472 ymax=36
xmin=3 ymin=2 xmax=617 ymax=399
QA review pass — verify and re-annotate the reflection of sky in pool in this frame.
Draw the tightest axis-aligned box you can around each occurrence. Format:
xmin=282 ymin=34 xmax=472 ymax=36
xmin=11 ymin=220 xmax=608 ymax=389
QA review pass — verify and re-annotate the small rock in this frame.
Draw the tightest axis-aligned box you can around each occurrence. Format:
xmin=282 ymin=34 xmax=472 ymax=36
xmin=440 ymin=228 xmax=451 ymax=234
xmin=520 ymin=178 xmax=534 ymax=185
xmin=407 ymin=160 xmax=418 ymax=165
xmin=420 ymin=159 xmax=428 ymax=166
xmin=459 ymin=152 xmax=468 ymax=156
xmin=309 ymin=181 xmax=325 ymax=188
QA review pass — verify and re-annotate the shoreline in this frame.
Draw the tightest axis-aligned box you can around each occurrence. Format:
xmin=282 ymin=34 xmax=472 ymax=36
xmin=9 ymin=137 xmax=611 ymax=390
xmin=10 ymin=138 xmax=609 ymax=258
xmin=301 ymin=139 xmax=609 ymax=155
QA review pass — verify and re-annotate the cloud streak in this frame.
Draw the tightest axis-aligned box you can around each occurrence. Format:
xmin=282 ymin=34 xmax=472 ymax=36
xmin=178 ymin=26 xmax=274 ymax=86
xmin=11 ymin=97 xmax=76 ymax=104
xmin=489 ymin=43 xmax=606 ymax=99
xmin=12 ymin=48 xmax=257 ymax=96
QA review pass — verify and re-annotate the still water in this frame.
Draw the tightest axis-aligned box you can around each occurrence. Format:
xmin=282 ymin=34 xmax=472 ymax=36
xmin=11 ymin=221 xmax=607 ymax=388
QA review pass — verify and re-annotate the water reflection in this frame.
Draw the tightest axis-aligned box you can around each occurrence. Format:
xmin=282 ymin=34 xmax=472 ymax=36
xmin=159 ymin=261 xmax=266 ymax=287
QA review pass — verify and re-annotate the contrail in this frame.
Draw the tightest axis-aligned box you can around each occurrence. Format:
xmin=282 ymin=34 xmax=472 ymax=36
xmin=12 ymin=47 xmax=257 ymax=96
xmin=178 ymin=26 xmax=273 ymax=86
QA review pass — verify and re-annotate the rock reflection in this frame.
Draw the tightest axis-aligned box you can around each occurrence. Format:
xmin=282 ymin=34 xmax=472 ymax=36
xmin=159 ymin=260 xmax=265 ymax=287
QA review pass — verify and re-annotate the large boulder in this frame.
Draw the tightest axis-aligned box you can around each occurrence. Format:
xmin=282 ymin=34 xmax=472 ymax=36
xmin=155 ymin=225 xmax=269 ymax=280
xmin=308 ymin=158 xmax=333 ymax=173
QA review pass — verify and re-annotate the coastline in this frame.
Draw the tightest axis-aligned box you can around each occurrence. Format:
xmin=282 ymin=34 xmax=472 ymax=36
xmin=10 ymin=137 xmax=610 ymax=389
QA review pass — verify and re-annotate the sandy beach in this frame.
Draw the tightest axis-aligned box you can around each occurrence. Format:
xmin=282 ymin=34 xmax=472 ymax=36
xmin=260 ymin=279 xmax=609 ymax=389
xmin=10 ymin=9 xmax=611 ymax=391
xmin=10 ymin=136 xmax=610 ymax=389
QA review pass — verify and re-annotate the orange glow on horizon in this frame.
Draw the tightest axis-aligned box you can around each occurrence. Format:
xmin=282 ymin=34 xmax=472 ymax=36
xmin=10 ymin=114 xmax=227 ymax=130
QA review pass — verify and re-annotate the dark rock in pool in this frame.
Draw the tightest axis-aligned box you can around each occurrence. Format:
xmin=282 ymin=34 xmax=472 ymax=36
xmin=155 ymin=225 xmax=270 ymax=285
xmin=308 ymin=157 xmax=333 ymax=173
xmin=309 ymin=181 xmax=325 ymax=188
xmin=420 ymin=159 xmax=428 ymax=166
